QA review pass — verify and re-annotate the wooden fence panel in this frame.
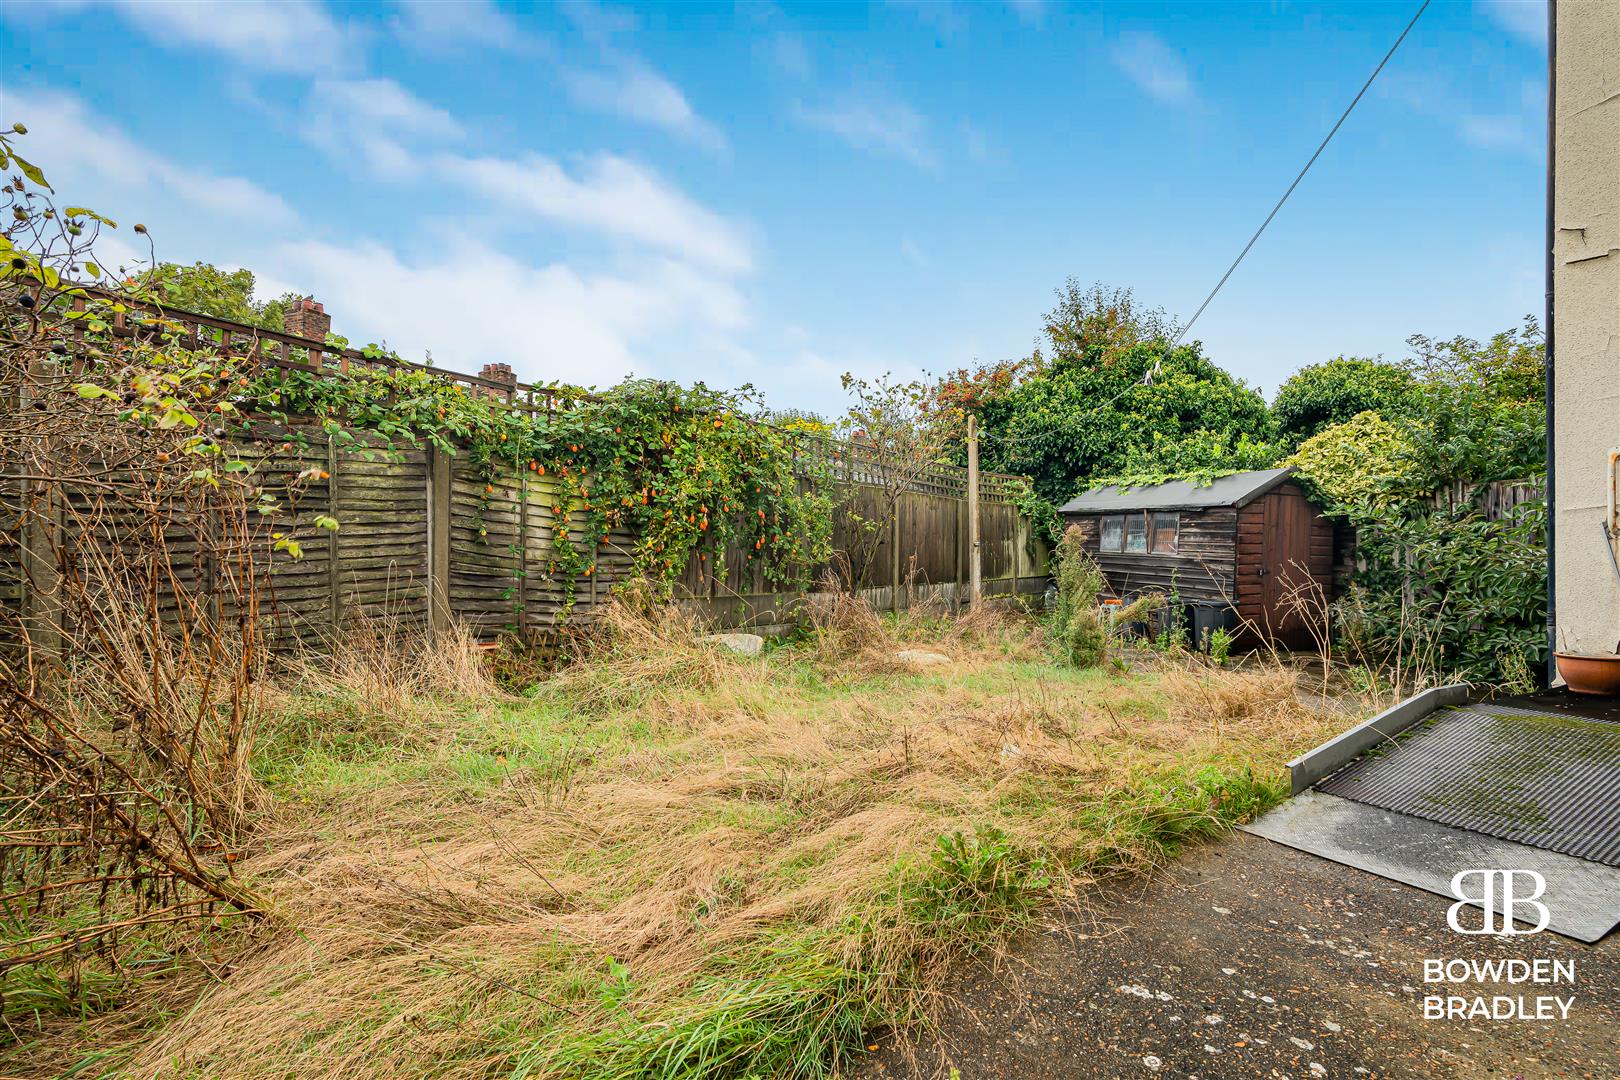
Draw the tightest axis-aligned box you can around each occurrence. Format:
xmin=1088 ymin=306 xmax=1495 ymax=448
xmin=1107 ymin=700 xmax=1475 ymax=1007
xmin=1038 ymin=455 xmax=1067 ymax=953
xmin=447 ymin=459 xmax=524 ymax=633
xmin=4 ymin=436 xmax=1051 ymax=651
xmin=332 ymin=444 xmax=430 ymax=626
xmin=250 ymin=440 xmax=337 ymax=645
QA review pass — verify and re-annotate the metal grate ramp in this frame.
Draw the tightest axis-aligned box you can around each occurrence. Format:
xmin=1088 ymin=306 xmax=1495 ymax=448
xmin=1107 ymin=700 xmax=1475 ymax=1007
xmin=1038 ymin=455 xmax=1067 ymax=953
xmin=1316 ymin=703 xmax=1620 ymax=867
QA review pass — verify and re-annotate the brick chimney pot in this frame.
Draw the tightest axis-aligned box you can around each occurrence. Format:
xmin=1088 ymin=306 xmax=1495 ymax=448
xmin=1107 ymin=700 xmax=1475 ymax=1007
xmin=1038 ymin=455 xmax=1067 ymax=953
xmin=283 ymin=296 xmax=332 ymax=342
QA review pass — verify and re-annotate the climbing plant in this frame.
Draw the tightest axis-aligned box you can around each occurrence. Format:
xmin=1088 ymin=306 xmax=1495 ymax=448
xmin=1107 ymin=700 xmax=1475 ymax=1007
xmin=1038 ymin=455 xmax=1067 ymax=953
xmin=243 ymin=364 xmax=836 ymax=596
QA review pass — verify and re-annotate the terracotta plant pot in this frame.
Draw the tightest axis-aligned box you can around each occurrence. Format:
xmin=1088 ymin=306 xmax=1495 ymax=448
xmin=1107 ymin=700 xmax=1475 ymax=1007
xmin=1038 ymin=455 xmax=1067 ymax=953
xmin=1554 ymin=652 xmax=1620 ymax=696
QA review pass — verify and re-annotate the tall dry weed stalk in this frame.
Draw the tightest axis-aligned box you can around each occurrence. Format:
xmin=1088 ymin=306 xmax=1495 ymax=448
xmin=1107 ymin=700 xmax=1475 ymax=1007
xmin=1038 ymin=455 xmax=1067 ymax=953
xmin=2 ymin=161 xmax=271 ymax=992
xmin=550 ymin=595 xmax=736 ymax=711
xmin=282 ymin=613 xmax=497 ymax=716
xmin=806 ymin=568 xmax=884 ymax=656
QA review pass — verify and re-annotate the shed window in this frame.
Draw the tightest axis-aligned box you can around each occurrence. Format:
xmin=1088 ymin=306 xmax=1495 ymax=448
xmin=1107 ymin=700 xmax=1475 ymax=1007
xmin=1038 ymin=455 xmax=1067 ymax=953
xmin=1099 ymin=515 xmax=1124 ymax=552
xmin=1150 ymin=512 xmax=1179 ymax=554
xmin=1124 ymin=513 xmax=1148 ymax=553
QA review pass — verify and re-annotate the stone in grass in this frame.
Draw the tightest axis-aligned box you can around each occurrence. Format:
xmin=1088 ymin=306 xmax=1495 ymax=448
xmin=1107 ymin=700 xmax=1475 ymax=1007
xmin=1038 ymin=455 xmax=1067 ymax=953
xmin=894 ymin=649 xmax=952 ymax=666
xmin=703 ymin=632 xmax=764 ymax=657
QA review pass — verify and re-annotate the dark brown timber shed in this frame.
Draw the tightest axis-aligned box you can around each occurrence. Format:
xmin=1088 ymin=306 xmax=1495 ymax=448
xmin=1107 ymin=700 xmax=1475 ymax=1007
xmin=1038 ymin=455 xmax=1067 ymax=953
xmin=1057 ymin=467 xmax=1335 ymax=645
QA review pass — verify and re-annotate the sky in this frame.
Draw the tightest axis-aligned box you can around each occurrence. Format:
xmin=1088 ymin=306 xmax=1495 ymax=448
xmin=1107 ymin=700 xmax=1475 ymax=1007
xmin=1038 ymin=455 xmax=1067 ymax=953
xmin=1 ymin=0 xmax=1547 ymax=416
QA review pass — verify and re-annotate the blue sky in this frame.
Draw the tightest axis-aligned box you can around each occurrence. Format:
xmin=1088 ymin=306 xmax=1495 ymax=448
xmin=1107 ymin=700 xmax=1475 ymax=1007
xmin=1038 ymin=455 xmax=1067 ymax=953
xmin=2 ymin=0 xmax=1546 ymax=415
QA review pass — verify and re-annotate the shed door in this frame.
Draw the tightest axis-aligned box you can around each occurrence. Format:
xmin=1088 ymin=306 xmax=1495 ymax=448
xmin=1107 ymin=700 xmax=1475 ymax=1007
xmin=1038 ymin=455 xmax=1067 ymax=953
xmin=1259 ymin=492 xmax=1316 ymax=643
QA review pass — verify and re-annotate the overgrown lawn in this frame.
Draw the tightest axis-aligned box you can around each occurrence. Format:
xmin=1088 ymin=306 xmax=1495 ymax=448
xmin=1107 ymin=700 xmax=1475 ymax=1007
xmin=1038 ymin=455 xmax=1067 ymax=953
xmin=17 ymin=611 xmax=1345 ymax=1080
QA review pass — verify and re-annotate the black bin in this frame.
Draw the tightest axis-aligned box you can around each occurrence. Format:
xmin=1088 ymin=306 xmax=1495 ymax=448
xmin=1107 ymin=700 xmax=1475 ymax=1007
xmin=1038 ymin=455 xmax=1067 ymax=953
xmin=1191 ymin=604 xmax=1237 ymax=652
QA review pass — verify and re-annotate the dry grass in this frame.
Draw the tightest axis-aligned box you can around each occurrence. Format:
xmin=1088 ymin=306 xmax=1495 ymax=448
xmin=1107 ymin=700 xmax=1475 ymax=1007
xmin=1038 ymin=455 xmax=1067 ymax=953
xmin=13 ymin=610 xmax=1350 ymax=1080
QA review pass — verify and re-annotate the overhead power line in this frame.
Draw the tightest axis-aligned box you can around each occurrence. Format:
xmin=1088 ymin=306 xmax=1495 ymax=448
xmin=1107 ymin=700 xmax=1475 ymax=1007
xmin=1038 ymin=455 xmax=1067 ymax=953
xmin=985 ymin=0 xmax=1431 ymax=456
xmin=1167 ymin=0 xmax=1432 ymax=350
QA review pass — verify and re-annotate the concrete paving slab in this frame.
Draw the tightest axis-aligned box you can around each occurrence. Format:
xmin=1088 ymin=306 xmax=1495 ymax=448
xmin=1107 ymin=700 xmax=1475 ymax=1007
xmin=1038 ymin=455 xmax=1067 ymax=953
xmin=860 ymin=834 xmax=1620 ymax=1079
xmin=1242 ymin=791 xmax=1620 ymax=943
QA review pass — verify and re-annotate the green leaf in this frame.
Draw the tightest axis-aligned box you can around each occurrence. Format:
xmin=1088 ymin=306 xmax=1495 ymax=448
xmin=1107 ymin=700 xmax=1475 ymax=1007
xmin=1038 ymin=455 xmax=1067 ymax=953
xmin=9 ymin=150 xmax=48 ymax=189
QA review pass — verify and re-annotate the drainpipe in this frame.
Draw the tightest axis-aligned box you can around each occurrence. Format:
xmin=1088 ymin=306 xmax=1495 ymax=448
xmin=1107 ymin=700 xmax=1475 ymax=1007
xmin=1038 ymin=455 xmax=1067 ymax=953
xmin=1544 ymin=0 xmax=1558 ymax=684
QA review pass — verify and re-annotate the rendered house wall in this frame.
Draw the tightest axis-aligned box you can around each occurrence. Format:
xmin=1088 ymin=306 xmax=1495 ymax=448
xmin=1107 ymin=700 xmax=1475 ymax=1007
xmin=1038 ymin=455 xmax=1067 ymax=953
xmin=1553 ymin=1 xmax=1620 ymax=657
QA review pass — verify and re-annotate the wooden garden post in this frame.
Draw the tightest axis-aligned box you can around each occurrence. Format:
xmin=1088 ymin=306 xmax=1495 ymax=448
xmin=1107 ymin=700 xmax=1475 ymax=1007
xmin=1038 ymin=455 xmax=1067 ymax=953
xmin=428 ymin=444 xmax=452 ymax=639
xmin=967 ymin=414 xmax=982 ymax=610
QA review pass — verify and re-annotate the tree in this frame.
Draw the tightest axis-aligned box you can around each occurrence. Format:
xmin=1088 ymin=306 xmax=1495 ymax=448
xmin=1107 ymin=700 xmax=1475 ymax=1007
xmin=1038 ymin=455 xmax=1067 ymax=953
xmin=1271 ymin=356 xmax=1420 ymax=444
xmin=143 ymin=261 xmax=300 ymax=331
xmin=1407 ymin=317 xmax=1545 ymax=407
xmin=977 ymin=338 xmax=1275 ymax=504
xmin=1039 ymin=279 xmax=1177 ymax=365
xmin=930 ymin=355 xmax=1034 ymax=441
xmin=951 ymin=280 xmax=1275 ymax=503
xmin=1402 ymin=318 xmax=1546 ymax=488
xmin=838 ymin=372 xmax=956 ymax=593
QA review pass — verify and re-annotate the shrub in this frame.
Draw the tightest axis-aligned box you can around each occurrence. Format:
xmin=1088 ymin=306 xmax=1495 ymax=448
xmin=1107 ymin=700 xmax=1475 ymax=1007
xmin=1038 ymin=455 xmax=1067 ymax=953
xmin=1341 ymin=501 xmax=1547 ymax=689
xmin=1271 ymin=357 xmax=1421 ymax=444
xmin=973 ymin=281 xmax=1276 ymax=503
xmin=1052 ymin=526 xmax=1108 ymax=667
xmin=1284 ymin=410 xmax=1431 ymax=510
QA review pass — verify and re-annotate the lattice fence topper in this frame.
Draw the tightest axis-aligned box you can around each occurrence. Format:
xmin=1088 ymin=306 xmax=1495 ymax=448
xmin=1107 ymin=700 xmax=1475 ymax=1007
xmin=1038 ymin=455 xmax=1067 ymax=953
xmin=68 ymin=286 xmax=1030 ymax=499
xmin=4 ymin=291 xmax=1050 ymax=650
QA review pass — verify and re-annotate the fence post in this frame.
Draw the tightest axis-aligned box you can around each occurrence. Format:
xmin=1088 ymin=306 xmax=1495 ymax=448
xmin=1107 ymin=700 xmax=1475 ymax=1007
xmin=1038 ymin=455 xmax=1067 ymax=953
xmin=17 ymin=360 xmax=63 ymax=673
xmin=967 ymin=415 xmax=982 ymax=611
xmin=326 ymin=435 xmax=343 ymax=634
xmin=17 ymin=482 xmax=62 ymax=672
xmin=518 ymin=467 xmax=530 ymax=641
xmin=891 ymin=495 xmax=903 ymax=614
xmin=428 ymin=444 xmax=452 ymax=639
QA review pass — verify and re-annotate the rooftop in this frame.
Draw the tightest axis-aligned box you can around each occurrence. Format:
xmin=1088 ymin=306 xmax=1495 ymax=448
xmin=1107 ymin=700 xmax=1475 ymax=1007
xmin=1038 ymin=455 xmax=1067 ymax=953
xmin=1059 ymin=467 xmax=1296 ymax=514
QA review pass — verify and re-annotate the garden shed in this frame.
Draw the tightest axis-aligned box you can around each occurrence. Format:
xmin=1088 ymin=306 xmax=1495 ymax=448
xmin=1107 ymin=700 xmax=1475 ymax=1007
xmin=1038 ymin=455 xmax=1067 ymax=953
xmin=1057 ymin=467 xmax=1335 ymax=645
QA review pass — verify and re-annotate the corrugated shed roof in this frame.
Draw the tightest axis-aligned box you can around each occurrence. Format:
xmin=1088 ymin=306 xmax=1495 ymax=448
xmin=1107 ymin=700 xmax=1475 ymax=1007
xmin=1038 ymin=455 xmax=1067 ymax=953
xmin=1058 ymin=467 xmax=1296 ymax=513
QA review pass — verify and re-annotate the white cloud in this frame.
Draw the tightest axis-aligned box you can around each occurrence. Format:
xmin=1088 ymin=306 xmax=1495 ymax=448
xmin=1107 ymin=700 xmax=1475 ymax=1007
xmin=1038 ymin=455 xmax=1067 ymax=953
xmin=1111 ymin=30 xmax=1195 ymax=107
xmin=548 ymin=0 xmax=725 ymax=149
xmin=1478 ymin=0 xmax=1546 ymax=46
xmin=314 ymin=79 xmax=462 ymax=139
xmin=1457 ymin=113 xmax=1535 ymax=153
xmin=5 ymin=82 xmax=765 ymax=397
xmin=795 ymin=96 xmax=937 ymax=170
xmin=561 ymin=61 xmax=726 ymax=151
xmin=959 ymin=120 xmax=994 ymax=162
xmin=304 ymin=78 xmax=463 ymax=177
xmin=45 ymin=0 xmax=363 ymax=74
xmin=391 ymin=0 xmax=536 ymax=52
xmin=1380 ymin=72 xmax=1542 ymax=159
xmin=267 ymin=236 xmax=746 ymax=386
xmin=447 ymin=151 xmax=753 ymax=273
xmin=560 ymin=0 xmax=639 ymax=42
xmin=2 ymin=88 xmax=296 ymax=228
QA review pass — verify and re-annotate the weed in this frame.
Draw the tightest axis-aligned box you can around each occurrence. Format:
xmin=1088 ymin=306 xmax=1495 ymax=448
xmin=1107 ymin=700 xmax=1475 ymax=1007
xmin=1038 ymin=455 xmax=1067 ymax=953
xmin=23 ymin=611 xmax=1343 ymax=1080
